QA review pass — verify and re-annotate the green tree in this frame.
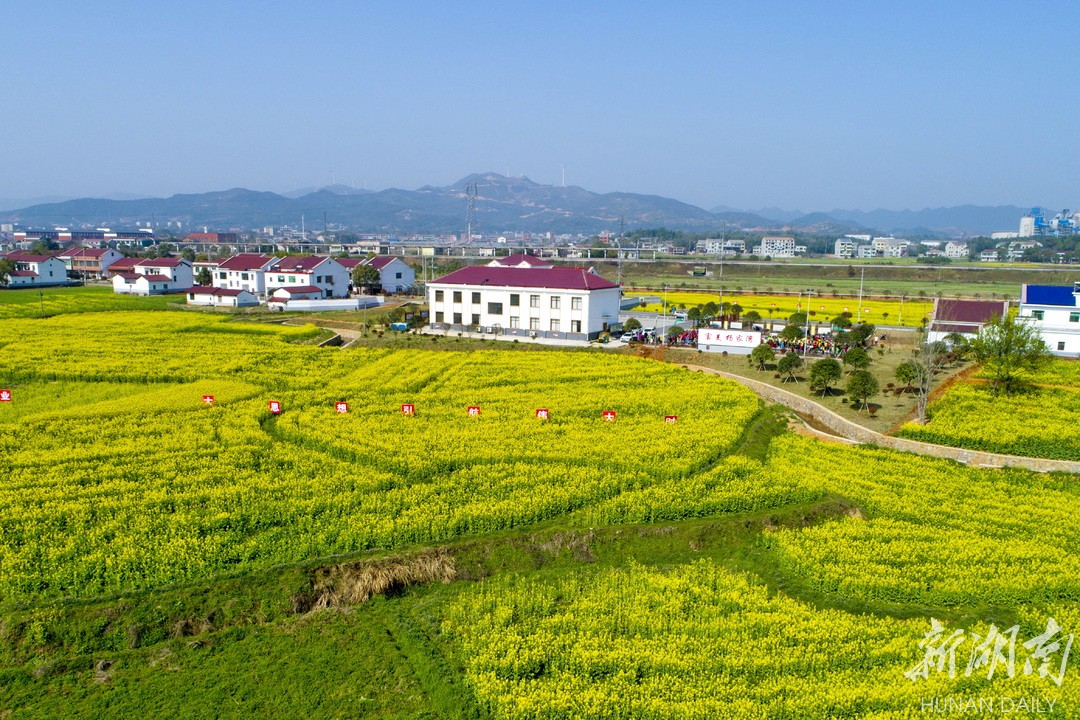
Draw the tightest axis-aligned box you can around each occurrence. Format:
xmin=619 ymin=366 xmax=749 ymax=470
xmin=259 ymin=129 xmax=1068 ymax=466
xmin=968 ymin=313 xmax=1052 ymax=394
xmin=842 ymin=347 xmax=870 ymax=370
xmin=195 ymin=267 xmax=213 ymax=286
xmin=830 ymin=315 xmax=851 ymax=328
xmin=623 ymin=317 xmax=642 ymax=332
xmin=787 ymin=311 xmax=807 ymax=325
xmin=351 ymin=264 xmax=382 ymax=294
xmin=741 ymin=310 xmax=761 ymax=323
xmin=0 ymin=258 xmax=14 ymax=286
xmin=894 ymin=359 xmax=925 ymax=391
xmin=779 ymin=324 xmax=803 ymax=342
xmin=180 ymin=247 xmax=196 ymax=262
xmin=808 ymin=358 xmax=842 ymax=396
xmin=750 ymin=343 xmax=775 ymax=371
xmin=777 ymin=352 xmax=803 ymax=382
xmin=686 ymin=306 xmax=703 ymax=327
xmin=846 ymin=369 xmax=879 ymax=410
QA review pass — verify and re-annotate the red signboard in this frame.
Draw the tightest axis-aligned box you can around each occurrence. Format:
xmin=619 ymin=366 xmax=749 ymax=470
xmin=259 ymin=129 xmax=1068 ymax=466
xmin=467 ymin=405 xmax=481 ymax=417
xmin=335 ymin=402 xmax=349 ymax=414
xmin=202 ymin=395 xmax=215 ymax=406
xmin=535 ymin=408 xmax=550 ymax=420
xmin=268 ymin=400 xmax=282 ymax=415
xmin=602 ymin=410 xmax=617 ymax=422
xmin=665 ymin=415 xmax=678 ymax=424
xmin=0 ymin=389 xmax=10 ymax=402
xmin=401 ymin=403 xmax=415 ymax=416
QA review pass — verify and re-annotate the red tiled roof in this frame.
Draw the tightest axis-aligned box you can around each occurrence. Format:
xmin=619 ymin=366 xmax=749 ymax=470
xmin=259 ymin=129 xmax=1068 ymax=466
xmin=185 ymin=285 xmax=248 ymax=297
xmin=137 ymin=257 xmax=186 ymax=268
xmin=4 ymin=252 xmax=54 ymax=262
xmin=431 ymin=266 xmax=619 ymax=291
xmin=933 ymin=299 xmax=1007 ymax=324
xmin=10 ymin=270 xmax=38 ymax=277
xmin=71 ymin=248 xmax=113 ymax=258
xmin=491 ymin=253 xmax=550 ymax=267
xmin=930 ymin=322 xmax=980 ymax=334
xmin=272 ymin=285 xmax=322 ymax=294
xmin=108 ymin=257 xmax=140 ymax=270
xmin=337 ymin=257 xmax=363 ymax=268
xmin=365 ymin=256 xmax=396 ymax=269
xmin=218 ymin=253 xmax=274 ymax=271
xmin=118 ymin=273 xmax=170 ymax=282
xmin=271 ymin=256 xmax=326 ymax=272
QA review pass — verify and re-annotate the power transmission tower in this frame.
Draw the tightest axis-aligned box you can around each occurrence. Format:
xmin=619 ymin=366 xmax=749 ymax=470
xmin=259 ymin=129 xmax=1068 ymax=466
xmin=466 ymin=182 xmax=478 ymax=245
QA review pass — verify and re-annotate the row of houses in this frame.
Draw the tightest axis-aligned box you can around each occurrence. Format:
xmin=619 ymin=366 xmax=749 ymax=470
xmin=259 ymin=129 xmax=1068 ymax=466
xmin=927 ymin=285 xmax=1080 ymax=357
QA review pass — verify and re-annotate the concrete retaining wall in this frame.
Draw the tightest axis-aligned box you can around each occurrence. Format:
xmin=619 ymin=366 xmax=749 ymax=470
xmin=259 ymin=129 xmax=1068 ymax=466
xmin=687 ymin=365 xmax=1080 ymax=474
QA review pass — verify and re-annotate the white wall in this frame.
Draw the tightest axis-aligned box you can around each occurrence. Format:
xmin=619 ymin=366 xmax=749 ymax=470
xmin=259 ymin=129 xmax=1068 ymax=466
xmin=377 ymin=259 xmax=416 ymax=293
xmin=428 ymin=283 xmax=621 ymax=338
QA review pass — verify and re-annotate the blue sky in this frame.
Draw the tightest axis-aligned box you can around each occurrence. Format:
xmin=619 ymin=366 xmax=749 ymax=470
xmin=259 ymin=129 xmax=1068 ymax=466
xmin=2 ymin=1 xmax=1077 ymax=211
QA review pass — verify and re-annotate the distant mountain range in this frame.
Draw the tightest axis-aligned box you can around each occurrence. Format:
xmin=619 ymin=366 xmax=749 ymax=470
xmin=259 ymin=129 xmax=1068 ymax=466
xmin=0 ymin=173 xmax=1028 ymax=237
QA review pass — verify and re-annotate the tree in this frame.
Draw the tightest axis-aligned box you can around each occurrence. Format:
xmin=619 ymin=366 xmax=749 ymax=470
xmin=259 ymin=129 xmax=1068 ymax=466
xmin=846 ymin=369 xmax=879 ymax=410
xmin=894 ymin=360 xmax=925 ymax=392
xmin=787 ymin=311 xmax=807 ymax=325
xmin=830 ymin=315 xmax=851 ymax=328
xmin=779 ymin=324 xmax=803 ymax=342
xmin=742 ymin=310 xmax=761 ymax=323
xmin=968 ymin=313 xmax=1052 ymax=394
xmin=0 ymin=258 xmax=14 ymax=286
xmin=808 ymin=358 xmax=842 ymax=396
xmin=777 ymin=352 xmax=803 ymax=382
xmin=351 ymin=264 xmax=382 ymax=295
xmin=180 ymin=247 xmax=196 ymax=262
xmin=842 ymin=347 xmax=870 ymax=370
xmin=686 ymin=306 xmax=703 ymax=327
xmin=623 ymin=317 xmax=642 ymax=332
xmin=195 ymin=267 xmax=213 ymax=286
xmin=750 ymin=343 xmax=775 ymax=371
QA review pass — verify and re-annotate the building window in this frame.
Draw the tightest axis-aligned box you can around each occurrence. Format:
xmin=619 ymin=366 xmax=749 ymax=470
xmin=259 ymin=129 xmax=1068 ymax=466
xmin=510 ymin=294 xmax=520 ymax=306
xmin=453 ymin=312 xmax=462 ymax=324
xmin=571 ymin=296 xmax=582 ymax=310
xmin=278 ymin=275 xmax=285 ymax=282
xmin=435 ymin=290 xmax=444 ymax=302
xmin=529 ymin=294 xmax=540 ymax=308
xmin=188 ymin=293 xmax=195 ymax=300
xmin=241 ymin=273 xmax=249 ymax=280
xmin=219 ymin=272 xmax=227 ymax=280
xmin=1032 ymin=310 xmax=1045 ymax=320
xmin=453 ymin=291 xmax=462 ymax=303
xmin=471 ymin=313 xmax=480 ymax=326
xmin=571 ymin=320 xmax=581 ymax=333
xmin=1071 ymin=312 xmax=1080 ymax=323
xmin=509 ymin=316 xmax=519 ymax=328
xmin=435 ymin=311 xmax=444 ymax=322
xmin=550 ymin=319 xmax=561 ymax=332
xmin=488 ymin=302 xmax=503 ymax=315
xmin=395 ymin=272 xmax=402 ymax=279
xmin=288 ymin=276 xmax=296 ymax=283
xmin=1059 ymin=341 xmax=1066 ymax=351
xmin=529 ymin=317 xmax=540 ymax=330
xmin=551 ymin=296 xmax=561 ymax=309
xmin=472 ymin=292 xmax=481 ymax=303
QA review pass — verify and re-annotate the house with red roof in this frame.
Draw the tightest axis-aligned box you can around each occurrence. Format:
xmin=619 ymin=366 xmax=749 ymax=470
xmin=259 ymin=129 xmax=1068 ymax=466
xmin=110 ymin=257 xmax=192 ymax=295
xmin=56 ymin=247 xmax=124 ymax=279
xmin=266 ymin=256 xmax=350 ymax=298
xmin=338 ymin=255 xmax=415 ymax=293
xmin=213 ymin=254 xmax=277 ymax=296
xmin=926 ymin=298 xmax=1009 ymax=345
xmin=2 ymin=251 xmax=69 ymax=287
xmin=427 ymin=264 xmax=621 ymax=340
xmin=486 ymin=253 xmax=553 ymax=269
xmin=185 ymin=286 xmax=259 ymax=308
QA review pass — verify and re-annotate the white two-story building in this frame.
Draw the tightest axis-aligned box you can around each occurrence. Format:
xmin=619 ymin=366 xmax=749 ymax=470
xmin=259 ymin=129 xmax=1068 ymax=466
xmin=2 ymin=252 xmax=69 ymax=287
xmin=339 ymin=256 xmax=417 ymax=293
xmin=266 ymin=256 xmax=350 ymax=298
xmin=1019 ymin=284 xmax=1080 ymax=356
xmin=213 ymin=254 xmax=277 ymax=296
xmin=427 ymin=264 xmax=621 ymax=340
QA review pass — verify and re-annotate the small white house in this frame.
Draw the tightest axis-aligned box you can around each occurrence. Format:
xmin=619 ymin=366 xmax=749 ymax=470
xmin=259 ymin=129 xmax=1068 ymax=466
xmin=270 ymin=285 xmax=325 ymax=301
xmin=112 ymin=273 xmax=175 ymax=295
xmin=58 ymin=247 xmax=125 ymax=279
xmin=136 ymin=257 xmax=193 ymax=288
xmin=185 ymin=286 xmax=259 ymax=307
xmin=339 ymin=256 xmax=416 ymax=293
xmin=2 ymin=252 xmax=69 ymax=287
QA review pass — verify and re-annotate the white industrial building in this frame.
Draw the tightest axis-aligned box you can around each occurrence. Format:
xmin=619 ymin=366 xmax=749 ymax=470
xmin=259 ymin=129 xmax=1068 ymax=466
xmin=752 ymin=236 xmax=797 ymax=258
xmin=1019 ymin=284 xmax=1080 ymax=356
xmin=427 ymin=264 xmax=621 ymax=340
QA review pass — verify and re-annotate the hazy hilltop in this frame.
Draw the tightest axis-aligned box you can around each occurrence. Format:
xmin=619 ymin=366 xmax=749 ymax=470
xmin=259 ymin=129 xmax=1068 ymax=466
xmin=0 ymin=174 xmax=1028 ymax=236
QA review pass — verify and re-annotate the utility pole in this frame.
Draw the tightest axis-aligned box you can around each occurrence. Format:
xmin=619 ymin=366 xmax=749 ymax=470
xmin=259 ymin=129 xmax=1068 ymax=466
xmin=803 ymin=289 xmax=812 ymax=358
xmin=857 ymin=267 xmax=865 ymax=319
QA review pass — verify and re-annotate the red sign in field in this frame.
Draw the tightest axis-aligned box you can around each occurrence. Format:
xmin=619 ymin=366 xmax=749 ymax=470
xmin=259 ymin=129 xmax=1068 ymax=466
xmin=602 ymin=410 xmax=617 ymax=422
xmin=268 ymin=400 xmax=282 ymax=415
xmin=0 ymin=389 xmax=10 ymax=402
xmin=335 ymin=402 xmax=349 ymax=414
xmin=467 ymin=405 xmax=481 ymax=417
xmin=401 ymin=403 xmax=416 ymax=416
xmin=202 ymin=395 xmax=215 ymax=405
xmin=535 ymin=408 xmax=550 ymax=420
